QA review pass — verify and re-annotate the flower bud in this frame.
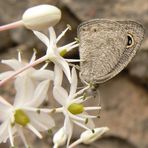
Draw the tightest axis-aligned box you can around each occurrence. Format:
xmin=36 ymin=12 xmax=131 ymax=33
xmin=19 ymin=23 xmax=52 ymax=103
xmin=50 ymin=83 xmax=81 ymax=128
xmin=53 ymin=128 xmax=67 ymax=148
xmin=22 ymin=5 xmax=61 ymax=31
xmin=80 ymin=127 xmax=109 ymax=144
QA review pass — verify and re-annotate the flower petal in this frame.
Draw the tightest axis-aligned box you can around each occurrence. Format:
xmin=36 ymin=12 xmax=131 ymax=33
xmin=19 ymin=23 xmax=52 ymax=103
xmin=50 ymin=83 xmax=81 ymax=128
xmin=0 ymin=71 xmax=14 ymax=80
xmin=54 ymin=64 xmax=63 ymax=86
xmin=31 ymin=69 xmax=54 ymax=81
xmin=68 ymin=67 xmax=77 ymax=101
xmin=26 ymin=80 xmax=50 ymax=107
xmin=1 ymin=59 xmax=23 ymax=70
xmin=0 ymin=119 xmax=9 ymax=143
xmin=53 ymin=56 xmax=71 ymax=83
xmin=0 ymin=96 xmax=12 ymax=121
xmin=64 ymin=115 xmax=73 ymax=148
xmin=26 ymin=111 xmax=55 ymax=131
xmin=48 ymin=27 xmax=57 ymax=49
xmin=17 ymin=127 xmax=28 ymax=148
xmin=53 ymin=86 xmax=68 ymax=106
xmin=33 ymin=31 xmax=50 ymax=47
xmin=14 ymin=76 xmax=35 ymax=107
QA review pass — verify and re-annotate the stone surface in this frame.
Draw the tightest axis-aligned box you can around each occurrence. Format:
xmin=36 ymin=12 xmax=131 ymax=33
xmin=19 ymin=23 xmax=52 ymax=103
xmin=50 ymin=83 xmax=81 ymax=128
xmin=128 ymin=50 xmax=148 ymax=86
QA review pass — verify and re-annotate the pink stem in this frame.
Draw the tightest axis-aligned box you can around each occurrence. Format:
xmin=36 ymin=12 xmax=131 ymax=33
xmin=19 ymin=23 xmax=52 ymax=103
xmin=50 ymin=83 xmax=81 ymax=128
xmin=0 ymin=56 xmax=48 ymax=87
xmin=0 ymin=20 xmax=23 ymax=32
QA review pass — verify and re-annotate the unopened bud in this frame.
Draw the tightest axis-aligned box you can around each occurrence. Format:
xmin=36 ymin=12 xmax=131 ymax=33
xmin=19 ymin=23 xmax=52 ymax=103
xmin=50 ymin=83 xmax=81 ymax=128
xmin=53 ymin=128 xmax=67 ymax=148
xmin=22 ymin=5 xmax=61 ymax=30
xmin=80 ymin=127 xmax=109 ymax=144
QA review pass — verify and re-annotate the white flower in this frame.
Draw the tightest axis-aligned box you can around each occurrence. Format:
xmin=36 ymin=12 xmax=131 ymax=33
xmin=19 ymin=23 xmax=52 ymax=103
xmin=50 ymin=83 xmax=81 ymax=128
xmin=0 ymin=77 xmax=55 ymax=147
xmin=53 ymin=127 xmax=67 ymax=148
xmin=33 ymin=25 xmax=79 ymax=83
xmin=69 ymin=127 xmax=109 ymax=148
xmin=0 ymin=49 xmax=54 ymax=82
xmin=53 ymin=67 xmax=101 ymax=147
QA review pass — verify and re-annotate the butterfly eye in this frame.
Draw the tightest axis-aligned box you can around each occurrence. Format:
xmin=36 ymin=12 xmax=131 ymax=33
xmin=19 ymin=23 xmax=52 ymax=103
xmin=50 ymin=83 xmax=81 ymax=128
xmin=127 ymin=33 xmax=134 ymax=48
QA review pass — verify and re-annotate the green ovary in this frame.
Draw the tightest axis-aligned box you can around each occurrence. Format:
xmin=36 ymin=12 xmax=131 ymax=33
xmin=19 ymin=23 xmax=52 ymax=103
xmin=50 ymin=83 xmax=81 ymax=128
xmin=68 ymin=103 xmax=84 ymax=115
xmin=14 ymin=109 xmax=30 ymax=126
xmin=60 ymin=49 xmax=67 ymax=56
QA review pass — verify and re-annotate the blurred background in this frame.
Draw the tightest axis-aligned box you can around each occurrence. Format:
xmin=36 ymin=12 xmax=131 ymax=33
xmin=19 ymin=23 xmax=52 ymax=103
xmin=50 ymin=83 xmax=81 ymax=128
xmin=0 ymin=0 xmax=148 ymax=148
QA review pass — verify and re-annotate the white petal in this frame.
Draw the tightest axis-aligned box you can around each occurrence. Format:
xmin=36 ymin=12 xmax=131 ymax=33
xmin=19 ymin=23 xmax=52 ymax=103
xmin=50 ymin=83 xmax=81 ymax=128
xmin=0 ymin=120 xmax=9 ymax=143
xmin=0 ymin=71 xmax=14 ymax=80
xmin=31 ymin=69 xmax=54 ymax=81
xmin=0 ymin=97 xmax=12 ymax=121
xmin=53 ymin=86 xmax=68 ymax=106
xmin=27 ymin=80 xmax=50 ymax=107
xmin=33 ymin=31 xmax=50 ymax=47
xmin=54 ymin=64 xmax=63 ymax=86
xmin=0 ymin=96 xmax=12 ymax=109
xmin=8 ymin=124 xmax=14 ymax=147
xmin=53 ymin=57 xmax=71 ymax=83
xmin=14 ymin=76 xmax=35 ymax=107
xmin=64 ymin=115 xmax=73 ymax=148
xmin=2 ymin=59 xmax=23 ymax=70
xmin=48 ymin=27 xmax=57 ymax=48
xmin=68 ymin=67 xmax=77 ymax=100
xmin=26 ymin=111 xmax=55 ymax=131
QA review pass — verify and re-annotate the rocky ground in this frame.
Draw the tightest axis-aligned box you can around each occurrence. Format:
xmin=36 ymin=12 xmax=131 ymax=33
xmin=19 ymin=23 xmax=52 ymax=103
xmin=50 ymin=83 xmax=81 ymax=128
xmin=0 ymin=0 xmax=148 ymax=148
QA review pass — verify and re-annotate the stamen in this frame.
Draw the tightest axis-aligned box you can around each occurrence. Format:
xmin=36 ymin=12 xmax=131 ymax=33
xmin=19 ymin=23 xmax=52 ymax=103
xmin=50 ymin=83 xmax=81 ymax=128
xmin=17 ymin=49 xmax=22 ymax=62
xmin=56 ymin=24 xmax=72 ymax=43
xmin=74 ymin=86 xmax=90 ymax=98
xmin=73 ymin=120 xmax=90 ymax=131
xmin=47 ymin=129 xmax=53 ymax=136
xmin=27 ymin=124 xmax=42 ymax=139
xmin=30 ymin=48 xmax=37 ymax=63
xmin=18 ymin=127 xmax=28 ymax=148
xmin=58 ymin=41 xmax=77 ymax=52
xmin=65 ymin=59 xmax=82 ymax=62
xmin=85 ymin=118 xmax=88 ymax=124
xmin=67 ymin=43 xmax=79 ymax=52
xmin=69 ymin=113 xmax=85 ymax=122
xmin=74 ymin=37 xmax=79 ymax=43
xmin=84 ymin=106 xmax=101 ymax=111
xmin=40 ymin=62 xmax=49 ymax=70
xmin=69 ymin=139 xmax=82 ymax=148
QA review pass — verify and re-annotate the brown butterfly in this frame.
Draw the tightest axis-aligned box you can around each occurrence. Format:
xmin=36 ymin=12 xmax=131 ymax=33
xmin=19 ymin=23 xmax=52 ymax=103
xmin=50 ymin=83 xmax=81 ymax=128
xmin=78 ymin=19 xmax=144 ymax=85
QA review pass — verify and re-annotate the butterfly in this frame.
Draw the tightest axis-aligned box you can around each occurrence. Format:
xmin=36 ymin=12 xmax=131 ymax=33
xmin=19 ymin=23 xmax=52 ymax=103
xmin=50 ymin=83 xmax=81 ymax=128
xmin=78 ymin=19 xmax=144 ymax=85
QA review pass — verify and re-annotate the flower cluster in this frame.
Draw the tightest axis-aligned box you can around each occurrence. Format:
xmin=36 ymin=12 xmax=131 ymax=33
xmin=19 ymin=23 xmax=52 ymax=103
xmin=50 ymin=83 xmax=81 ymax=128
xmin=0 ymin=4 xmax=109 ymax=148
